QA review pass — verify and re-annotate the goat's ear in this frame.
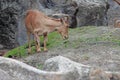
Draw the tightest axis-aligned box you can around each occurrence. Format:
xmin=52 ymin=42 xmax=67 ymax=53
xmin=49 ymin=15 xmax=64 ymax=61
xmin=64 ymin=16 xmax=69 ymax=21
xmin=63 ymin=16 xmax=69 ymax=23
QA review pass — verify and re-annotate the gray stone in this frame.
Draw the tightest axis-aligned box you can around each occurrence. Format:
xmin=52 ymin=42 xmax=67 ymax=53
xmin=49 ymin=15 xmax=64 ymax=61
xmin=0 ymin=69 xmax=17 ymax=80
xmin=0 ymin=56 xmax=120 ymax=80
xmin=89 ymin=68 xmax=110 ymax=80
xmin=106 ymin=72 xmax=120 ymax=80
xmin=41 ymin=0 xmax=108 ymax=27
xmin=43 ymin=56 xmax=91 ymax=80
xmin=0 ymin=56 xmax=90 ymax=80
xmin=74 ymin=0 xmax=108 ymax=27
xmin=0 ymin=44 xmax=3 ymax=49
xmin=0 ymin=57 xmax=66 ymax=80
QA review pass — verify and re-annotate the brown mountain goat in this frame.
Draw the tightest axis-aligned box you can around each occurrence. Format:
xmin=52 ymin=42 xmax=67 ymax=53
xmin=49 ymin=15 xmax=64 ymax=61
xmin=25 ymin=9 xmax=69 ymax=53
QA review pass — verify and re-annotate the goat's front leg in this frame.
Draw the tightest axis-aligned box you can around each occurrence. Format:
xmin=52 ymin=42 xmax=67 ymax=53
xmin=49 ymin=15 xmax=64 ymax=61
xmin=43 ymin=33 xmax=48 ymax=52
xmin=34 ymin=33 xmax=41 ymax=52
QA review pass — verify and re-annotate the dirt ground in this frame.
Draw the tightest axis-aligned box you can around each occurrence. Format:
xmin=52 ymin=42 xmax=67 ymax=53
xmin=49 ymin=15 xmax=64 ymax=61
xmin=18 ymin=26 xmax=120 ymax=72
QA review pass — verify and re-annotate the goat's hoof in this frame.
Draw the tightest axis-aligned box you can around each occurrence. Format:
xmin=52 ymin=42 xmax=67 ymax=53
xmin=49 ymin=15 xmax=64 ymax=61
xmin=44 ymin=48 xmax=48 ymax=52
xmin=36 ymin=49 xmax=41 ymax=53
xmin=28 ymin=49 xmax=32 ymax=54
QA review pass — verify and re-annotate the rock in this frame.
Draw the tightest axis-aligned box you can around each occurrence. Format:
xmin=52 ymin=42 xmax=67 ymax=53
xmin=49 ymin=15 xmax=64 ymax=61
xmin=0 ymin=6 xmax=18 ymax=49
xmin=41 ymin=0 xmax=108 ymax=27
xmin=43 ymin=56 xmax=120 ymax=80
xmin=0 ymin=56 xmax=91 ymax=80
xmin=89 ymin=68 xmax=110 ymax=80
xmin=75 ymin=0 xmax=108 ymax=26
xmin=89 ymin=67 xmax=120 ymax=80
xmin=43 ymin=56 xmax=91 ymax=80
xmin=40 ymin=0 xmax=79 ymax=28
xmin=61 ymin=1 xmax=79 ymax=28
xmin=0 ymin=44 xmax=3 ymax=49
xmin=40 ymin=0 xmax=108 ymax=27
xmin=0 ymin=69 xmax=17 ymax=80
xmin=0 ymin=56 xmax=120 ymax=80
xmin=106 ymin=72 xmax=120 ymax=80
xmin=0 ymin=56 xmax=68 ymax=80
xmin=0 ymin=56 xmax=90 ymax=80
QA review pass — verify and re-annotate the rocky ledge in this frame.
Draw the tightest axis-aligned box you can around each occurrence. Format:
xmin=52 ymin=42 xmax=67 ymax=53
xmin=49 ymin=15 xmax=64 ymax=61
xmin=0 ymin=56 xmax=119 ymax=80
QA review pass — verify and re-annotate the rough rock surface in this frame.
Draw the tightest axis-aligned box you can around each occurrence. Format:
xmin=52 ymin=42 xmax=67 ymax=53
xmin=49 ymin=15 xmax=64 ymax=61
xmin=43 ymin=56 xmax=91 ymax=80
xmin=107 ymin=0 xmax=120 ymax=26
xmin=0 ymin=5 xmax=18 ymax=49
xmin=0 ymin=56 xmax=120 ymax=80
xmin=0 ymin=56 xmax=90 ymax=80
xmin=40 ymin=0 xmax=108 ymax=27
xmin=0 ymin=69 xmax=16 ymax=80
xmin=89 ymin=68 xmax=110 ymax=80
xmin=0 ymin=56 xmax=82 ymax=80
xmin=74 ymin=0 xmax=108 ymax=26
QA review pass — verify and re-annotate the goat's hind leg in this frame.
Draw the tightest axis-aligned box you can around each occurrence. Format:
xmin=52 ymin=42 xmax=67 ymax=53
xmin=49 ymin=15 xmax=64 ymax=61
xmin=43 ymin=33 xmax=48 ymax=52
xmin=34 ymin=33 xmax=41 ymax=52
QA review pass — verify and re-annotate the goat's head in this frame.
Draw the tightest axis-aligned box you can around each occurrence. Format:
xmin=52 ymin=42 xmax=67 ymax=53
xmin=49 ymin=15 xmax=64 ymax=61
xmin=57 ymin=16 xmax=69 ymax=39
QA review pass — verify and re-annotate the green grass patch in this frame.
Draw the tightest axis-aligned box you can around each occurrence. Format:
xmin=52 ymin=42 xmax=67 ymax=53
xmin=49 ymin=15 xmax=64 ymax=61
xmin=4 ymin=41 xmax=36 ymax=58
xmin=37 ymin=64 xmax=44 ymax=69
xmin=4 ymin=31 xmax=66 ymax=58
xmin=4 ymin=45 xmax=27 ymax=58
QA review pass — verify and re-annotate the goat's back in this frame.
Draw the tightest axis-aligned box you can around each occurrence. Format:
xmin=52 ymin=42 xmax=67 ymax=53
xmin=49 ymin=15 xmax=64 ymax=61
xmin=25 ymin=10 xmax=45 ymax=33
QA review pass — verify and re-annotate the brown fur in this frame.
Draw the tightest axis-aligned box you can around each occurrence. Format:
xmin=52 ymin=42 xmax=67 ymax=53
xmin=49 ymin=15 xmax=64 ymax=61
xmin=113 ymin=0 xmax=120 ymax=5
xmin=0 ymin=50 xmax=8 ymax=56
xmin=89 ymin=68 xmax=110 ymax=80
xmin=107 ymin=72 xmax=120 ymax=80
xmin=25 ymin=9 xmax=69 ymax=53
xmin=114 ymin=18 xmax=120 ymax=28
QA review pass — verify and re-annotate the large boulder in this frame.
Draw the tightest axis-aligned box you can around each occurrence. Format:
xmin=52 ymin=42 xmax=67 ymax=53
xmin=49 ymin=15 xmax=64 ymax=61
xmin=40 ymin=0 xmax=108 ymax=27
xmin=0 ymin=56 xmax=120 ymax=80
xmin=0 ymin=6 xmax=18 ymax=49
xmin=43 ymin=56 xmax=120 ymax=80
xmin=0 ymin=56 xmax=91 ymax=80
xmin=0 ymin=56 xmax=80 ymax=80
xmin=0 ymin=69 xmax=17 ymax=80
xmin=39 ymin=0 xmax=79 ymax=28
xmin=43 ymin=56 xmax=91 ymax=80
xmin=89 ymin=68 xmax=110 ymax=80
xmin=75 ymin=0 xmax=108 ymax=26
xmin=0 ymin=56 xmax=90 ymax=80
